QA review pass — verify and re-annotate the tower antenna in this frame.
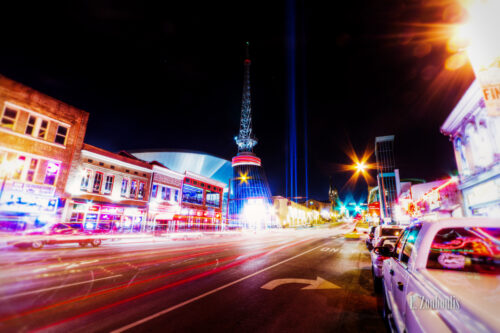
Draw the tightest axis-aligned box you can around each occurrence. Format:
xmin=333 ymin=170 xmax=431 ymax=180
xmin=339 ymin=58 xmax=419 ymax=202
xmin=235 ymin=41 xmax=257 ymax=152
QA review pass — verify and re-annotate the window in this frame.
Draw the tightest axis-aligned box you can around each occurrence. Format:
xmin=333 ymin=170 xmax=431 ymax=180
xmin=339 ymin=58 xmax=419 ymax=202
xmin=130 ymin=180 xmax=137 ymax=198
xmin=395 ymin=229 xmax=409 ymax=259
xmin=26 ymin=158 xmax=38 ymax=182
xmin=151 ymin=184 xmax=158 ymax=198
xmin=182 ymin=184 xmax=203 ymax=205
xmin=121 ymin=178 xmax=129 ymax=197
xmin=38 ymin=120 xmax=48 ymax=139
xmin=25 ymin=116 xmax=36 ymax=135
xmin=165 ymin=187 xmax=171 ymax=201
xmin=138 ymin=182 xmax=145 ymax=199
xmin=13 ymin=156 xmax=26 ymax=180
xmin=54 ymin=125 xmax=68 ymax=145
xmin=427 ymin=227 xmax=500 ymax=274
xmin=80 ymin=170 xmax=92 ymax=191
xmin=381 ymin=227 xmax=403 ymax=237
xmin=400 ymin=225 xmax=422 ymax=265
xmin=103 ymin=175 xmax=114 ymax=194
xmin=161 ymin=186 xmax=167 ymax=200
xmin=174 ymin=189 xmax=179 ymax=202
xmin=93 ymin=172 xmax=103 ymax=193
xmin=44 ymin=162 xmax=60 ymax=185
xmin=1 ymin=107 xmax=17 ymax=129
xmin=206 ymin=189 xmax=220 ymax=208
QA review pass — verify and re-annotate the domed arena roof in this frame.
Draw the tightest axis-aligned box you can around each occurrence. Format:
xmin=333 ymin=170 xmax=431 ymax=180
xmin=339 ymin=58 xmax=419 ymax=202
xmin=130 ymin=149 xmax=232 ymax=187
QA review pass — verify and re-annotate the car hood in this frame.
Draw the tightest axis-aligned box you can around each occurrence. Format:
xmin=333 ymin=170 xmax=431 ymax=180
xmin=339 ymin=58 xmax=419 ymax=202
xmin=420 ymin=268 xmax=500 ymax=330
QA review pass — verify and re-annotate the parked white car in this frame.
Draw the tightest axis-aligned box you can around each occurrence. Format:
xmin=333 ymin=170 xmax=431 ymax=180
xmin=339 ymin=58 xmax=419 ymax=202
xmin=370 ymin=236 xmax=399 ymax=288
xmin=382 ymin=218 xmax=500 ymax=333
xmin=372 ymin=225 xmax=403 ymax=250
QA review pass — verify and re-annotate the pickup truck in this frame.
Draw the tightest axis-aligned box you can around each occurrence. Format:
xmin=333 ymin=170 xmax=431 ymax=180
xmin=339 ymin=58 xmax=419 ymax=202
xmin=381 ymin=218 xmax=500 ymax=333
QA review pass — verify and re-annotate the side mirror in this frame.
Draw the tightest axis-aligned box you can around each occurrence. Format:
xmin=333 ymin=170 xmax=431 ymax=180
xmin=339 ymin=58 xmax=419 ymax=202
xmin=374 ymin=246 xmax=393 ymax=257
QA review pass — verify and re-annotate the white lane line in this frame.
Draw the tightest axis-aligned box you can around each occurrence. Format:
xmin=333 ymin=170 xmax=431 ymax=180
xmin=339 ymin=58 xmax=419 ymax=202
xmin=112 ymin=243 xmax=325 ymax=333
xmin=0 ymin=274 xmax=122 ymax=301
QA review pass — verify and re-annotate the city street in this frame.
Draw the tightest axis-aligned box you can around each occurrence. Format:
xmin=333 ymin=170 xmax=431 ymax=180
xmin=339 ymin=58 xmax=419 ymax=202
xmin=0 ymin=225 xmax=386 ymax=332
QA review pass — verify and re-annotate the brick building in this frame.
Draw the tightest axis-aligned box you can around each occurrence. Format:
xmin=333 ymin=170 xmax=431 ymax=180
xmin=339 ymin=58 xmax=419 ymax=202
xmin=0 ymin=75 xmax=88 ymax=231
xmin=65 ymin=144 xmax=152 ymax=232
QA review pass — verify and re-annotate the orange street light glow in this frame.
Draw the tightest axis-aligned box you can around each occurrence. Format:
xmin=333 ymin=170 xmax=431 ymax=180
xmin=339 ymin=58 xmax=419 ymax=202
xmin=333 ymin=141 xmax=377 ymax=189
xmin=355 ymin=162 xmax=366 ymax=172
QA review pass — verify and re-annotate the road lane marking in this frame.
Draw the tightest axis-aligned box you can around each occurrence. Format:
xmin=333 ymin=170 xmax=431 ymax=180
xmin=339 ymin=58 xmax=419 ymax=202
xmin=261 ymin=276 xmax=340 ymax=290
xmin=320 ymin=247 xmax=339 ymax=253
xmin=0 ymin=274 xmax=122 ymax=301
xmin=111 ymin=242 xmax=325 ymax=333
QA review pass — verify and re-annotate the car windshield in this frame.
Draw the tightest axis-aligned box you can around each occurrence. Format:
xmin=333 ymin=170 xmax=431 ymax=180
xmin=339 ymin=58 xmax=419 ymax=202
xmin=381 ymin=228 xmax=402 ymax=237
xmin=378 ymin=237 xmax=398 ymax=248
xmin=427 ymin=227 xmax=500 ymax=274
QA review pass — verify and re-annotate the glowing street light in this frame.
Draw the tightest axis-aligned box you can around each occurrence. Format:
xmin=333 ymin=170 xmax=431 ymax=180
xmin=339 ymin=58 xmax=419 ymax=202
xmin=450 ymin=0 xmax=500 ymax=116
xmin=355 ymin=162 xmax=366 ymax=172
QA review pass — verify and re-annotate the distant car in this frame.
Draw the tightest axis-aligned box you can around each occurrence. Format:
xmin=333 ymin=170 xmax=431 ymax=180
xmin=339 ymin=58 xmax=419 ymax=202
xmin=365 ymin=226 xmax=377 ymax=250
xmin=372 ymin=225 xmax=403 ymax=251
xmin=344 ymin=231 xmax=361 ymax=240
xmin=356 ymin=221 xmax=370 ymax=234
xmin=10 ymin=223 xmax=104 ymax=249
xmin=370 ymin=236 xmax=399 ymax=290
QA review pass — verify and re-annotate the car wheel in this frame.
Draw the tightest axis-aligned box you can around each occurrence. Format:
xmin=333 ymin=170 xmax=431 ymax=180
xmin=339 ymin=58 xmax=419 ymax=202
xmin=90 ymin=239 xmax=101 ymax=247
xmin=79 ymin=242 xmax=88 ymax=247
xmin=31 ymin=240 xmax=44 ymax=250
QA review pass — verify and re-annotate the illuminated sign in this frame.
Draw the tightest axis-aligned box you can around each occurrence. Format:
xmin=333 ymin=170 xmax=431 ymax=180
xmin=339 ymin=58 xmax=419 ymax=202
xmin=232 ymin=155 xmax=262 ymax=167
xmin=101 ymin=206 xmax=124 ymax=215
xmin=9 ymin=182 xmax=56 ymax=196
xmin=0 ymin=192 xmax=57 ymax=214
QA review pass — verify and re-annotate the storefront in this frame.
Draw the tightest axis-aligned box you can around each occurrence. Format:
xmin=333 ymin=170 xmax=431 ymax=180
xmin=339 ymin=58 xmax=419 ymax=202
xmin=172 ymin=208 xmax=222 ymax=232
xmin=178 ymin=172 xmax=224 ymax=232
xmin=69 ymin=200 xmax=147 ymax=232
xmin=441 ymin=79 xmax=500 ymax=218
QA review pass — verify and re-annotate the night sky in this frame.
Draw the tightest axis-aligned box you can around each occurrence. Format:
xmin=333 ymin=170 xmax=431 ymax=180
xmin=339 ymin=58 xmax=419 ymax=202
xmin=0 ymin=0 xmax=475 ymax=202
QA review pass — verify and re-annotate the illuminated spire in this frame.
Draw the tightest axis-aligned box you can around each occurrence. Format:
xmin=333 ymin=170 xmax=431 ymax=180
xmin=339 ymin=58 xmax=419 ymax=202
xmin=235 ymin=41 xmax=257 ymax=152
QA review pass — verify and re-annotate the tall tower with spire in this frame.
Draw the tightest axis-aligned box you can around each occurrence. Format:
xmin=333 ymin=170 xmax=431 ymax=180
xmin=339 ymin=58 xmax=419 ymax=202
xmin=228 ymin=42 xmax=273 ymax=229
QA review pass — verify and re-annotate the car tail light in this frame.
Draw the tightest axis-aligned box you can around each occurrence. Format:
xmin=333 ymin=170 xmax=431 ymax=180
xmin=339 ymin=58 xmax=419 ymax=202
xmin=376 ymin=256 xmax=389 ymax=262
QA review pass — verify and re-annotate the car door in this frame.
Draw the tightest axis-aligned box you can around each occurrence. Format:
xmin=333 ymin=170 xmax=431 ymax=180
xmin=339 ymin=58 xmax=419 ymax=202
xmin=384 ymin=228 xmax=409 ymax=329
xmin=391 ymin=225 xmax=421 ymax=333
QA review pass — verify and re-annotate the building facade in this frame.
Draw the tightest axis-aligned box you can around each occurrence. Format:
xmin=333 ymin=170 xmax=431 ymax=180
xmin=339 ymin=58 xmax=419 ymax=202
xmin=301 ymin=199 xmax=331 ymax=222
xmin=147 ymin=162 xmax=183 ymax=232
xmin=441 ymin=79 xmax=500 ymax=217
xmin=0 ymin=75 xmax=88 ymax=231
xmin=177 ymin=171 xmax=225 ymax=231
xmin=272 ymin=196 xmax=318 ymax=228
xmin=375 ymin=135 xmax=401 ymax=223
xmin=65 ymin=144 xmax=152 ymax=232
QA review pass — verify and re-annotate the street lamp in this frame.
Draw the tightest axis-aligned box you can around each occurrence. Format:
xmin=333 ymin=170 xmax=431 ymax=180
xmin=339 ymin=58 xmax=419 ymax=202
xmin=355 ymin=162 xmax=366 ymax=172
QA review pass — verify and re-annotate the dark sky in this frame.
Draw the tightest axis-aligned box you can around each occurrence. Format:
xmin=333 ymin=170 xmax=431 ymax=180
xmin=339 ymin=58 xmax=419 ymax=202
xmin=0 ymin=0 xmax=475 ymax=202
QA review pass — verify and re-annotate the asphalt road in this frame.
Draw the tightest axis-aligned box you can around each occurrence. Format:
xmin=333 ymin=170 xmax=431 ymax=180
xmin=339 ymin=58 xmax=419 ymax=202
xmin=0 ymin=225 xmax=386 ymax=332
